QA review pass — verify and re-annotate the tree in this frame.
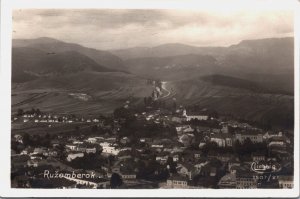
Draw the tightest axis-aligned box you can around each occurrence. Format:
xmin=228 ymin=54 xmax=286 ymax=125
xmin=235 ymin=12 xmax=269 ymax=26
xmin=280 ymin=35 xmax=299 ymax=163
xmin=36 ymin=108 xmax=41 ymax=115
xmin=243 ymin=138 xmax=254 ymax=154
xmin=114 ymin=107 xmax=135 ymax=121
xmin=75 ymin=126 xmax=80 ymax=132
xmin=202 ymin=142 xmax=218 ymax=155
xmin=67 ymin=153 xmax=105 ymax=169
xmin=233 ymin=140 xmax=242 ymax=154
xmin=110 ymin=173 xmax=123 ymax=188
xmin=91 ymin=125 xmax=98 ymax=132
xmin=22 ymin=133 xmax=30 ymax=147
xmin=108 ymin=155 xmax=115 ymax=166
xmin=56 ymin=144 xmax=67 ymax=160
xmin=173 ymin=101 xmax=177 ymax=110
xmin=166 ymin=157 xmax=177 ymax=174
xmin=17 ymin=109 xmax=24 ymax=116
xmin=30 ymin=108 xmax=35 ymax=114
xmin=41 ymin=133 xmax=51 ymax=147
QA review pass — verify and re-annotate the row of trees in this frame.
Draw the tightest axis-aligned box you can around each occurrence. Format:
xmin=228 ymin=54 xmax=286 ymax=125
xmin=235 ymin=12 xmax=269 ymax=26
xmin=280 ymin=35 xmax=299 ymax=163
xmin=17 ymin=108 xmax=41 ymax=116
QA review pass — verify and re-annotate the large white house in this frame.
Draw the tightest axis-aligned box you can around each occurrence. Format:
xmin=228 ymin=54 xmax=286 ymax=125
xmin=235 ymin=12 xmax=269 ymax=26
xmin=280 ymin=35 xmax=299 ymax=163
xmin=67 ymin=153 xmax=84 ymax=161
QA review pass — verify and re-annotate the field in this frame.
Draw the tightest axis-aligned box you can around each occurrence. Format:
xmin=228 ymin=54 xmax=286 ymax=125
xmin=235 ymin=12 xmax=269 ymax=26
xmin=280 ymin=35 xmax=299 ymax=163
xmin=11 ymin=121 xmax=96 ymax=136
xmin=12 ymin=71 xmax=153 ymax=115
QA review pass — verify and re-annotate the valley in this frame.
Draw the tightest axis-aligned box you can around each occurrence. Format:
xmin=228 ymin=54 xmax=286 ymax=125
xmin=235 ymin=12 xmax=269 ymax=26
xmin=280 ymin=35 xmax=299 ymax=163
xmin=11 ymin=37 xmax=294 ymax=129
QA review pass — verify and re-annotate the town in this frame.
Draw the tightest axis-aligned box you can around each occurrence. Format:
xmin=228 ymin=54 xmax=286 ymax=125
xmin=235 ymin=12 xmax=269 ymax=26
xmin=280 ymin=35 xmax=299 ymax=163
xmin=9 ymin=6 xmax=296 ymax=192
xmin=11 ymin=97 xmax=294 ymax=189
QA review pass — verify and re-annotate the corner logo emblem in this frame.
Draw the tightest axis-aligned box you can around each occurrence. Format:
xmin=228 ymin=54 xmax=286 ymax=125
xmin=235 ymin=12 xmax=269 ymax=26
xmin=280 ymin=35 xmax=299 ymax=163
xmin=250 ymin=161 xmax=282 ymax=173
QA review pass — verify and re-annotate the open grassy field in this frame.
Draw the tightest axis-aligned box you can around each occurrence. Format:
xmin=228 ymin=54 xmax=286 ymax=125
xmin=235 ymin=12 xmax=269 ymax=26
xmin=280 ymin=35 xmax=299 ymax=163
xmin=12 ymin=71 xmax=153 ymax=115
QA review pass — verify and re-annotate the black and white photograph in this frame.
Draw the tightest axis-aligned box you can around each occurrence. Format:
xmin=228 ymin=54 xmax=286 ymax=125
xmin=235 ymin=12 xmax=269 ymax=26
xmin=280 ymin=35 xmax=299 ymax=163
xmin=1 ymin=0 xmax=299 ymax=197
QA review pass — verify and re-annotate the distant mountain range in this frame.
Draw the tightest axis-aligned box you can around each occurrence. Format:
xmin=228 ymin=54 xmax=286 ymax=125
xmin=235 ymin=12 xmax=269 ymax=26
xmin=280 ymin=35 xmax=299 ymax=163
xmin=115 ymin=37 xmax=293 ymax=75
xmin=13 ymin=37 xmax=294 ymax=83
xmin=11 ymin=37 xmax=294 ymax=128
xmin=110 ymin=43 xmax=226 ymax=60
xmin=13 ymin=37 xmax=125 ymax=71
xmin=110 ymin=38 xmax=293 ymax=70
xmin=114 ymin=37 xmax=294 ymax=93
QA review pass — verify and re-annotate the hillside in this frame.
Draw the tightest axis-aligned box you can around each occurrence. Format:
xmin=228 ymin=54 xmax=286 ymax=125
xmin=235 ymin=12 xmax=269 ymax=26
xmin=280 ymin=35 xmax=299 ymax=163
xmin=12 ymin=47 xmax=111 ymax=83
xmin=13 ymin=37 xmax=126 ymax=71
xmin=218 ymin=37 xmax=294 ymax=74
xmin=122 ymin=37 xmax=294 ymax=94
xmin=125 ymin=54 xmax=219 ymax=80
xmin=170 ymin=75 xmax=294 ymax=129
xmin=11 ymin=38 xmax=154 ymax=114
xmin=12 ymin=71 xmax=153 ymax=115
xmin=200 ymin=74 xmax=290 ymax=94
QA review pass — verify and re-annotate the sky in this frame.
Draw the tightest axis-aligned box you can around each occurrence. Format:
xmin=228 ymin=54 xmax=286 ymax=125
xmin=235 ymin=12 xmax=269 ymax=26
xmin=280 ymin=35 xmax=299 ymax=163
xmin=12 ymin=5 xmax=294 ymax=50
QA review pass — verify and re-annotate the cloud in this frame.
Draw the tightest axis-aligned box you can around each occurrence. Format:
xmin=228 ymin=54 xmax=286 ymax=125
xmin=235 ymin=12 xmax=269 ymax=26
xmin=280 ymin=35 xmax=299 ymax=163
xmin=12 ymin=8 xmax=294 ymax=50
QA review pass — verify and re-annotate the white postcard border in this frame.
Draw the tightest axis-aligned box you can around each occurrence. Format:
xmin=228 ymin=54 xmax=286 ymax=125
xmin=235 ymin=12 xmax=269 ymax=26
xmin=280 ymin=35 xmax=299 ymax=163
xmin=0 ymin=0 xmax=299 ymax=197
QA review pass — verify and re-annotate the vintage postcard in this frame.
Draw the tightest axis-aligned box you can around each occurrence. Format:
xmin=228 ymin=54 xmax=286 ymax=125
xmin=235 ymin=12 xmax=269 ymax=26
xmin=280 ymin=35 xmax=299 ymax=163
xmin=0 ymin=0 xmax=299 ymax=197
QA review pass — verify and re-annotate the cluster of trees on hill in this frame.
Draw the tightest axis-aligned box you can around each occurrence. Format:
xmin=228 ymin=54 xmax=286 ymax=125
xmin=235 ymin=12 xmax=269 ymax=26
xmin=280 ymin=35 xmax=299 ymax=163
xmin=143 ymin=97 xmax=167 ymax=109
xmin=11 ymin=133 xmax=53 ymax=154
xmin=113 ymin=106 xmax=176 ymax=140
xmin=66 ymin=153 xmax=107 ymax=170
xmin=146 ymin=79 xmax=162 ymax=89
xmin=17 ymin=108 xmax=42 ymax=116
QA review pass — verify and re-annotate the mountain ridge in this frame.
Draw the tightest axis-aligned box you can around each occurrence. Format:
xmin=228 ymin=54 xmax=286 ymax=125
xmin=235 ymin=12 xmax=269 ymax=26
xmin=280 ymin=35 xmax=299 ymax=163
xmin=110 ymin=37 xmax=293 ymax=60
xmin=13 ymin=37 xmax=126 ymax=71
xmin=12 ymin=47 xmax=113 ymax=83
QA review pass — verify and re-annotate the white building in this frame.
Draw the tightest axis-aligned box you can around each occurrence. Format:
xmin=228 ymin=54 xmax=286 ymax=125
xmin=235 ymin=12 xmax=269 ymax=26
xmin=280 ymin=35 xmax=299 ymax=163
xmin=86 ymin=147 xmax=97 ymax=154
xmin=121 ymin=173 xmax=136 ymax=180
xmin=151 ymin=144 xmax=164 ymax=148
xmin=166 ymin=175 xmax=188 ymax=188
xmin=102 ymin=146 xmax=120 ymax=155
xmin=278 ymin=176 xmax=293 ymax=189
xmin=183 ymin=109 xmax=209 ymax=121
xmin=235 ymin=132 xmax=263 ymax=143
xmin=66 ymin=145 xmax=77 ymax=151
xmin=93 ymin=119 xmax=100 ymax=123
xmin=100 ymin=142 xmax=110 ymax=147
xmin=210 ymin=134 xmax=233 ymax=147
xmin=176 ymin=125 xmax=194 ymax=134
xmin=67 ymin=153 xmax=84 ymax=161
xmin=86 ymin=137 xmax=98 ymax=144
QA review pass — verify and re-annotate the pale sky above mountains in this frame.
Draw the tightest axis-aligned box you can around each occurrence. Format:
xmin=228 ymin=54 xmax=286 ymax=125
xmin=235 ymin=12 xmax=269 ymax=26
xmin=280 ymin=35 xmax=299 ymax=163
xmin=13 ymin=1 xmax=294 ymax=50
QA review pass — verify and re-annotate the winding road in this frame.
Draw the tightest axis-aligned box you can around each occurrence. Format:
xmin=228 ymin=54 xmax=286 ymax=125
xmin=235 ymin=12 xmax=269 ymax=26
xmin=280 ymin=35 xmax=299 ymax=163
xmin=161 ymin=81 xmax=172 ymax=99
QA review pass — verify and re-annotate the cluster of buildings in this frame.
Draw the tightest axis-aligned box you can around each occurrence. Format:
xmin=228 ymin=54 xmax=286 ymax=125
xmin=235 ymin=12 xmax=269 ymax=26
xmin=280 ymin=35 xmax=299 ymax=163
xmin=11 ymin=106 xmax=294 ymax=189
xmin=12 ymin=112 xmax=102 ymax=124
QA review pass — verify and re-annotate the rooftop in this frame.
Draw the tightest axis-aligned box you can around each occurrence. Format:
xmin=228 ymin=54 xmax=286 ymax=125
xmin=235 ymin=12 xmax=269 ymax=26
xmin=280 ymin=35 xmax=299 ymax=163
xmin=168 ymin=174 xmax=188 ymax=181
